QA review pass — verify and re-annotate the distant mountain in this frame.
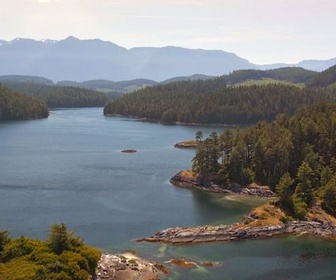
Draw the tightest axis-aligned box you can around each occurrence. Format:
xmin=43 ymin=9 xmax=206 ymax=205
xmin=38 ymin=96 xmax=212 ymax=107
xmin=0 ymin=36 xmax=334 ymax=83
xmin=0 ymin=36 xmax=255 ymax=81
xmin=260 ymin=58 xmax=336 ymax=72
xmin=0 ymin=75 xmax=54 ymax=85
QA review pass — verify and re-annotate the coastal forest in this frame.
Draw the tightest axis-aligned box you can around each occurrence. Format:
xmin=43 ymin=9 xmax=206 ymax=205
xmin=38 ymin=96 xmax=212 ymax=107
xmin=103 ymin=65 xmax=336 ymax=125
xmin=0 ymin=84 xmax=48 ymax=121
xmin=5 ymin=82 xmax=108 ymax=108
xmin=0 ymin=224 xmax=100 ymax=280
xmin=192 ymin=102 xmax=336 ymax=220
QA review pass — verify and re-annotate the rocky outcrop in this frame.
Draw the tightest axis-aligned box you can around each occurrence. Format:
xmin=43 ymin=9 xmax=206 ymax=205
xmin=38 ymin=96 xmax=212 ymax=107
xmin=96 ymin=253 xmax=165 ymax=280
xmin=170 ymin=170 xmax=274 ymax=197
xmin=138 ymin=221 xmax=336 ymax=244
xmin=174 ymin=141 xmax=199 ymax=149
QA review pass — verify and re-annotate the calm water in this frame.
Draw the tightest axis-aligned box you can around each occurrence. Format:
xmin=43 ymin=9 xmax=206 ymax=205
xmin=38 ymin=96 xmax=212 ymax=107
xmin=1 ymin=108 xmax=336 ymax=279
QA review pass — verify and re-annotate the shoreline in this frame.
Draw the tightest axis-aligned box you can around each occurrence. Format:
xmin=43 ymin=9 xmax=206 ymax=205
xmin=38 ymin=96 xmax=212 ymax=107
xmin=137 ymin=220 xmax=336 ymax=244
xmin=103 ymin=113 xmax=239 ymax=127
xmin=135 ymin=170 xmax=336 ymax=245
xmin=170 ymin=170 xmax=274 ymax=197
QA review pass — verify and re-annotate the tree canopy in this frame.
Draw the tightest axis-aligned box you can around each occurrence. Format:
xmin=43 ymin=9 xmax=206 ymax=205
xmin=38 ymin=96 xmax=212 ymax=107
xmin=191 ymin=102 xmax=336 ymax=219
xmin=104 ymin=81 xmax=336 ymax=125
xmin=0 ymin=224 xmax=101 ymax=280
xmin=5 ymin=83 xmax=108 ymax=108
xmin=0 ymin=84 xmax=48 ymax=121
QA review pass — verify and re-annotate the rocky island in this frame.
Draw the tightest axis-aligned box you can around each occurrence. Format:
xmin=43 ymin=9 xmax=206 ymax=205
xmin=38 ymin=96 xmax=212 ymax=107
xmin=121 ymin=149 xmax=137 ymax=153
xmin=138 ymin=203 xmax=336 ymax=244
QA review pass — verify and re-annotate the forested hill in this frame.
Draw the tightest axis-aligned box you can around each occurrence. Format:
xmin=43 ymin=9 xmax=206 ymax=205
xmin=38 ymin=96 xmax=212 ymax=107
xmin=3 ymin=82 xmax=108 ymax=108
xmin=0 ymin=84 xmax=48 ymax=121
xmin=104 ymin=81 xmax=336 ymax=125
xmin=224 ymin=67 xmax=317 ymax=85
xmin=306 ymin=64 xmax=336 ymax=88
xmin=191 ymin=102 xmax=336 ymax=220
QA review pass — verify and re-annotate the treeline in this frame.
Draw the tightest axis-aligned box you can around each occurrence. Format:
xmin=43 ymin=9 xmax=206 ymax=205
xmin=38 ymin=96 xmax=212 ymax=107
xmin=38 ymin=86 xmax=108 ymax=108
xmin=6 ymin=83 xmax=108 ymax=108
xmin=192 ymin=102 xmax=336 ymax=219
xmin=306 ymin=64 xmax=336 ymax=88
xmin=104 ymin=82 xmax=336 ymax=125
xmin=0 ymin=84 xmax=48 ymax=121
xmin=0 ymin=223 xmax=101 ymax=280
xmin=224 ymin=67 xmax=317 ymax=85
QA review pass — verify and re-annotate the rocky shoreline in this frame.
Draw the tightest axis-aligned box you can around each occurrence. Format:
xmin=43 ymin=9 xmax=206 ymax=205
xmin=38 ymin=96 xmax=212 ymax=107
xmin=173 ymin=141 xmax=199 ymax=149
xmin=96 ymin=253 xmax=166 ymax=280
xmin=170 ymin=170 xmax=274 ymax=197
xmin=138 ymin=221 xmax=336 ymax=244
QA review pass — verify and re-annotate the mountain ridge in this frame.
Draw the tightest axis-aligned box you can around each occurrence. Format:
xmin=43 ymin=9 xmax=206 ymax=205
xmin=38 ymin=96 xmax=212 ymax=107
xmin=0 ymin=36 xmax=335 ymax=82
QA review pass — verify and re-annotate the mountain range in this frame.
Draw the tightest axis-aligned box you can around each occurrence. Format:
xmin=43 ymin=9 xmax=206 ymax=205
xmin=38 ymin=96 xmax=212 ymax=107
xmin=0 ymin=36 xmax=335 ymax=82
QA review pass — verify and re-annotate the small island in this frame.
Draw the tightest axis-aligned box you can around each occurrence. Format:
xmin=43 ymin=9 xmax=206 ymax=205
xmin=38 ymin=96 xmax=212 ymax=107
xmin=121 ymin=149 xmax=137 ymax=153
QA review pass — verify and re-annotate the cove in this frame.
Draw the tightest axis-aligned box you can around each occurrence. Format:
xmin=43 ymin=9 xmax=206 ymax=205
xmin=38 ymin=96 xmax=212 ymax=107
xmin=1 ymin=108 xmax=336 ymax=279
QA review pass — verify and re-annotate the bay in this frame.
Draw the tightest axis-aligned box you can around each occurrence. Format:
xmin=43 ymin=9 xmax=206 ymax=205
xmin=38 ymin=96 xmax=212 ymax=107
xmin=1 ymin=108 xmax=336 ymax=279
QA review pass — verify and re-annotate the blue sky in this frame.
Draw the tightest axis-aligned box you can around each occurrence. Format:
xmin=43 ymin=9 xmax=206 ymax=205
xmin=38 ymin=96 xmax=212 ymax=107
xmin=1 ymin=0 xmax=335 ymax=64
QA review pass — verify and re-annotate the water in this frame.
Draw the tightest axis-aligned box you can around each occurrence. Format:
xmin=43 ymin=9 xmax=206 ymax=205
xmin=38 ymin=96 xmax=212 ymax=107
xmin=1 ymin=108 xmax=336 ymax=279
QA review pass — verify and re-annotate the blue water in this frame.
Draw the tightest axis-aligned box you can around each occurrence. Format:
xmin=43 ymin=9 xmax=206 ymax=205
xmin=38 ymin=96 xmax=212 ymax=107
xmin=1 ymin=108 xmax=336 ymax=279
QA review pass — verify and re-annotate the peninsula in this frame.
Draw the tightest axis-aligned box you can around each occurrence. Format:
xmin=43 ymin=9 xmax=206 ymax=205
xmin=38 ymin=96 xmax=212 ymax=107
xmin=140 ymin=102 xmax=336 ymax=245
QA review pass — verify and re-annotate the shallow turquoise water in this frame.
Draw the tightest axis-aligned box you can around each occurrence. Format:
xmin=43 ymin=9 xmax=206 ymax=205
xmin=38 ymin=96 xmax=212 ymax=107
xmin=1 ymin=108 xmax=336 ymax=279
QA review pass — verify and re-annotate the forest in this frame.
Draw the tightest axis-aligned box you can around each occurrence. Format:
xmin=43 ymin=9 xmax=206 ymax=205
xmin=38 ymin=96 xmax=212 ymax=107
xmin=5 ymin=83 xmax=108 ymax=108
xmin=104 ymin=65 xmax=336 ymax=125
xmin=104 ymin=82 xmax=336 ymax=125
xmin=0 ymin=224 xmax=101 ymax=280
xmin=191 ymin=102 xmax=336 ymax=220
xmin=0 ymin=84 xmax=49 ymax=121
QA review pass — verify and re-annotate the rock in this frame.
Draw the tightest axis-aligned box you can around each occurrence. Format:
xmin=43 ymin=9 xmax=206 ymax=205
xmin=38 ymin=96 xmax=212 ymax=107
xmin=121 ymin=149 xmax=137 ymax=153
xmin=138 ymin=220 xmax=336 ymax=245
xmin=170 ymin=170 xmax=273 ymax=197
xmin=166 ymin=258 xmax=197 ymax=269
xmin=174 ymin=141 xmax=200 ymax=149
xmin=96 ymin=253 xmax=163 ymax=280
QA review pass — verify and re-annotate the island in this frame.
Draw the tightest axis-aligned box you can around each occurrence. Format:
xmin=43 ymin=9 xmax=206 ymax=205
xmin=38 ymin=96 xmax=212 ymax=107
xmin=121 ymin=149 xmax=137 ymax=153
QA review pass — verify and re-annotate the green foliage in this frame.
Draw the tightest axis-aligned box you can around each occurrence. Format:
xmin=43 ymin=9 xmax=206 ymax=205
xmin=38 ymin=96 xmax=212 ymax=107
xmin=104 ymin=80 xmax=335 ymax=125
xmin=292 ymin=194 xmax=308 ymax=220
xmin=226 ymin=67 xmax=316 ymax=85
xmin=322 ymin=175 xmax=336 ymax=214
xmin=0 ymin=224 xmax=101 ymax=280
xmin=48 ymin=223 xmax=83 ymax=255
xmin=306 ymin=64 xmax=336 ymax=88
xmin=191 ymin=102 xmax=336 ymax=219
xmin=4 ymin=82 xmax=108 ymax=108
xmin=0 ymin=84 xmax=49 ymax=121
xmin=0 ymin=229 xmax=10 ymax=252
xmin=276 ymin=173 xmax=294 ymax=210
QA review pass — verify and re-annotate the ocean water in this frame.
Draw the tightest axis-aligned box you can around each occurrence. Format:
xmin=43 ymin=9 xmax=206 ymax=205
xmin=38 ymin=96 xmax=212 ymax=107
xmin=1 ymin=108 xmax=336 ymax=279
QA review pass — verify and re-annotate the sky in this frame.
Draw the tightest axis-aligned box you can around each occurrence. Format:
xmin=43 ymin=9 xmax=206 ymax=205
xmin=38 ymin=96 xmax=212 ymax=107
xmin=0 ymin=0 xmax=335 ymax=64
